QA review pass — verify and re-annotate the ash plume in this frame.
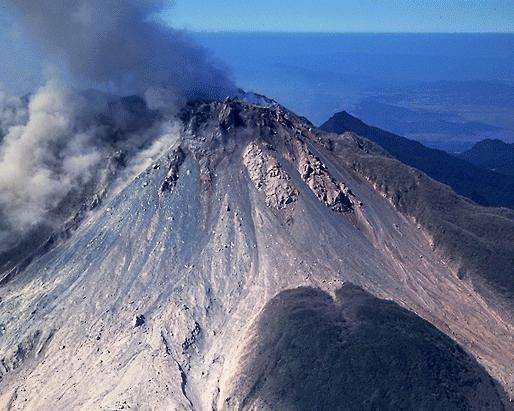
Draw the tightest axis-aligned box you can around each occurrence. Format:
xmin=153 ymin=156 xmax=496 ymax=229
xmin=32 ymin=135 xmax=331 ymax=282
xmin=0 ymin=82 xmax=102 ymax=248
xmin=0 ymin=81 xmax=181 ymax=252
xmin=0 ymin=1 xmax=236 ymax=252
xmin=5 ymin=0 xmax=236 ymax=107
xmin=0 ymin=87 xmax=27 ymax=137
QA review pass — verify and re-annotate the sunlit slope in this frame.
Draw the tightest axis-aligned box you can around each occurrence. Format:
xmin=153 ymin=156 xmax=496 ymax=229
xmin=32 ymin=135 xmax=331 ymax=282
xmin=0 ymin=100 xmax=512 ymax=409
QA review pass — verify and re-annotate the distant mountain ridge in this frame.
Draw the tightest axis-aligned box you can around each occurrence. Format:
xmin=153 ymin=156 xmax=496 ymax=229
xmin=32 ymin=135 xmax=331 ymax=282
xmin=321 ymin=111 xmax=514 ymax=209
xmin=459 ymin=138 xmax=514 ymax=177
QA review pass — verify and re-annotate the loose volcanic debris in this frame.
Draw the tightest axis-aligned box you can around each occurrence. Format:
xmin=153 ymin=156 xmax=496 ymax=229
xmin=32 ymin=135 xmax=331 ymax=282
xmin=1 ymin=98 xmax=513 ymax=409
xmin=0 ymin=330 xmax=42 ymax=379
xmin=243 ymin=142 xmax=299 ymax=209
xmin=134 ymin=315 xmax=146 ymax=328
xmin=293 ymin=139 xmax=358 ymax=213
xmin=181 ymin=322 xmax=201 ymax=353
xmin=160 ymin=147 xmax=186 ymax=193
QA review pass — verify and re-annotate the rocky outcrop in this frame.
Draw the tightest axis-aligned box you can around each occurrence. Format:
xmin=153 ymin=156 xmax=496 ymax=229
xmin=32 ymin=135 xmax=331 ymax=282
xmin=160 ymin=147 xmax=186 ymax=193
xmin=243 ymin=142 xmax=298 ymax=209
xmin=294 ymin=139 xmax=358 ymax=213
xmin=181 ymin=321 xmax=201 ymax=354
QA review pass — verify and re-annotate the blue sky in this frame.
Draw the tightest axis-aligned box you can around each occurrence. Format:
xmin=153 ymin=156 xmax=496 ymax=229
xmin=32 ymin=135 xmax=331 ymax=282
xmin=166 ymin=0 xmax=514 ymax=32
xmin=0 ymin=1 xmax=512 ymax=94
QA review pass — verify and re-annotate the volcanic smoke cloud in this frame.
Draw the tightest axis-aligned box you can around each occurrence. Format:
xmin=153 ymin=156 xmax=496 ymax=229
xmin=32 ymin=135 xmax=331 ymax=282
xmin=0 ymin=81 xmax=103 ymax=249
xmin=0 ymin=1 xmax=236 ymax=251
xmin=0 ymin=88 xmax=27 ymax=137
xmin=5 ymin=0 xmax=236 ymax=106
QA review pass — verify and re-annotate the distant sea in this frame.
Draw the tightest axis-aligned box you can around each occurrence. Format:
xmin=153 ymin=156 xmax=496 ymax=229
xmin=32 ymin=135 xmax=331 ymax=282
xmin=1 ymin=31 xmax=513 ymax=151
xmin=195 ymin=33 xmax=514 ymax=151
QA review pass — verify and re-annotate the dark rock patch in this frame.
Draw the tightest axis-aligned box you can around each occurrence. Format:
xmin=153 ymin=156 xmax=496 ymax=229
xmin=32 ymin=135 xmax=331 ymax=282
xmin=226 ymin=285 xmax=506 ymax=410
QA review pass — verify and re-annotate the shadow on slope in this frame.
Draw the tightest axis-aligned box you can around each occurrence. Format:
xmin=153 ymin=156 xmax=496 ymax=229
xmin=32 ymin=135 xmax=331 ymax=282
xmin=225 ymin=285 xmax=506 ymax=411
xmin=317 ymin=130 xmax=514 ymax=313
xmin=459 ymin=139 xmax=514 ymax=177
xmin=320 ymin=111 xmax=514 ymax=209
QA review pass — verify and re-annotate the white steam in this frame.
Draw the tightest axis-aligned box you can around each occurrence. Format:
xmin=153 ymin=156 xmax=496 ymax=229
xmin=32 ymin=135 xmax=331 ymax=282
xmin=128 ymin=122 xmax=181 ymax=178
xmin=0 ymin=81 xmax=102 ymax=247
xmin=0 ymin=87 xmax=27 ymax=137
xmin=0 ymin=1 xmax=237 ymax=254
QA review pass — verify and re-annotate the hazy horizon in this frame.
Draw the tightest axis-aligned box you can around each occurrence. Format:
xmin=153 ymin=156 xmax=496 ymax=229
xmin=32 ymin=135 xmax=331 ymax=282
xmin=1 ymin=24 xmax=513 ymax=151
xmin=167 ymin=0 xmax=514 ymax=33
xmin=192 ymin=32 xmax=514 ymax=150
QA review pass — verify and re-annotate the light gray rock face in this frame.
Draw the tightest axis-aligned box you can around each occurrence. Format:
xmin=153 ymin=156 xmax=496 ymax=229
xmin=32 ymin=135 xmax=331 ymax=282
xmin=0 ymin=99 xmax=512 ymax=409
xmin=293 ymin=138 xmax=358 ymax=213
xmin=242 ymin=142 xmax=298 ymax=210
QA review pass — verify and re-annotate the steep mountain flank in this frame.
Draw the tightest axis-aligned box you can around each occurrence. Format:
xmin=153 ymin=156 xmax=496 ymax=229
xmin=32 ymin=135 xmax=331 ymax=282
xmin=314 ymin=130 xmax=514 ymax=312
xmin=321 ymin=111 xmax=514 ymax=209
xmin=0 ymin=99 xmax=512 ymax=409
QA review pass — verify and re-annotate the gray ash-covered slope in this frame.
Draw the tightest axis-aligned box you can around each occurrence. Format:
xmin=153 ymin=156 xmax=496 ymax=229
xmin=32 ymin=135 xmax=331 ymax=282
xmin=0 ymin=94 xmax=160 ymax=279
xmin=317 ymin=130 xmax=514 ymax=312
xmin=0 ymin=99 xmax=513 ymax=409
xmin=321 ymin=110 xmax=514 ymax=209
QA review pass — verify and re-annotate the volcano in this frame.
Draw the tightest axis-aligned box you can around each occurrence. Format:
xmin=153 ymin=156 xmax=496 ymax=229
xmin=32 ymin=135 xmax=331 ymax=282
xmin=0 ymin=98 xmax=513 ymax=409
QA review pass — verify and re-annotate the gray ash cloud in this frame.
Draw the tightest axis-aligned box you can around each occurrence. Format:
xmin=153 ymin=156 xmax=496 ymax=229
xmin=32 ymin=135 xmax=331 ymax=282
xmin=5 ymin=0 xmax=236 ymax=107
xmin=0 ymin=1 xmax=236 ymax=251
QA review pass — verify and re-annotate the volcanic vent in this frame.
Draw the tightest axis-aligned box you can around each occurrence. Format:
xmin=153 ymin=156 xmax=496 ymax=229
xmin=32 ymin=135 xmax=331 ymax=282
xmin=0 ymin=98 xmax=513 ymax=409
